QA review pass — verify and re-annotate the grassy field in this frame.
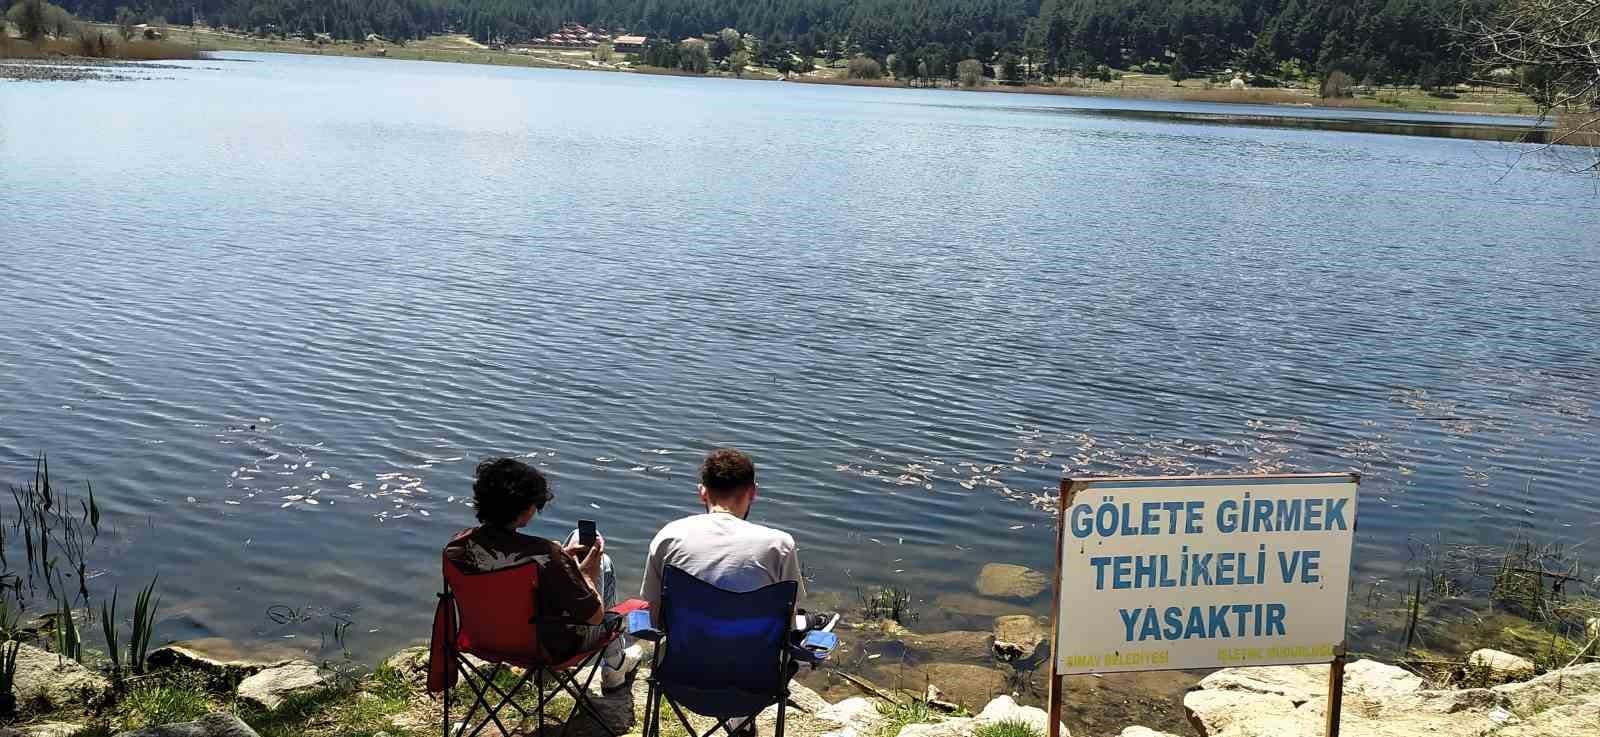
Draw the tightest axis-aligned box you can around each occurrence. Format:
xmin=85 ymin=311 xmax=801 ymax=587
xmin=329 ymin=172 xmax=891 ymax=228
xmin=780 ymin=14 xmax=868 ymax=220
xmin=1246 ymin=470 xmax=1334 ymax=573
xmin=0 ymin=32 xmax=204 ymax=60
xmin=12 ymin=23 xmax=1553 ymax=119
xmin=1004 ymin=71 xmax=1546 ymax=116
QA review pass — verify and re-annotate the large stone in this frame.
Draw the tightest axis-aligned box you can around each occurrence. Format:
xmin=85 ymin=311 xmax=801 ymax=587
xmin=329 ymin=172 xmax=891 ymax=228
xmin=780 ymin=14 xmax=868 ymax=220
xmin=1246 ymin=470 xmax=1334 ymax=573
xmin=992 ymin=616 xmax=1048 ymax=662
xmin=1196 ymin=664 xmax=1326 ymax=703
xmin=975 ymin=565 xmax=1049 ymax=600
xmin=1186 ymin=660 xmax=1600 ymax=737
xmin=1495 ymin=693 xmax=1600 ymax=737
xmin=235 ymin=660 xmax=334 ymax=710
xmin=1182 ymin=689 xmax=1309 ymax=737
xmin=112 ymin=711 xmax=261 ymax=737
xmin=817 ymin=696 xmax=885 ymax=737
xmin=19 ymin=724 xmax=86 ymax=737
xmin=917 ymin=663 xmax=1006 ymax=711
xmin=1492 ymin=663 xmax=1600 ymax=713
xmin=11 ymin=642 xmax=111 ymax=709
xmin=1197 ymin=660 xmax=1420 ymax=705
xmin=147 ymin=640 xmax=299 ymax=679
xmin=381 ymin=645 xmax=430 ymax=685
xmin=932 ymin=594 xmax=1027 ymax=619
xmin=787 ymin=681 xmax=833 ymax=715
xmin=1469 ymin=648 xmax=1537 ymax=683
xmin=1344 ymin=659 xmax=1423 ymax=699
xmin=898 ymin=718 xmax=975 ymax=737
xmin=973 ymin=695 xmax=1069 ymax=736
xmin=906 ymin=631 xmax=995 ymax=662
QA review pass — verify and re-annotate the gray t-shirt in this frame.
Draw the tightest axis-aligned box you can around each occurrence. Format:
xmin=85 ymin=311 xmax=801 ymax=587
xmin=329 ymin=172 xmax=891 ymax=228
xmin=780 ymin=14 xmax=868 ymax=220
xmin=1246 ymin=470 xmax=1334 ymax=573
xmin=640 ymin=512 xmax=805 ymax=612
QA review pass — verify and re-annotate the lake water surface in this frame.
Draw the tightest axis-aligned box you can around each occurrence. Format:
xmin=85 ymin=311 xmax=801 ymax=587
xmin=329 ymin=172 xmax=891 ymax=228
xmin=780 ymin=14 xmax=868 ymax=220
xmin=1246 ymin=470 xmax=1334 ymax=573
xmin=1 ymin=53 xmax=1597 ymax=681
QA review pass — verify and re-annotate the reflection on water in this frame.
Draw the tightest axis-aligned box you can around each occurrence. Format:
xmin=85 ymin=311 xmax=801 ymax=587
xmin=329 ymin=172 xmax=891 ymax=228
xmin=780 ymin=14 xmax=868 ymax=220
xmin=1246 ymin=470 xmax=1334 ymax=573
xmin=1052 ymin=106 xmax=1550 ymax=143
xmin=0 ymin=54 xmax=1596 ymax=710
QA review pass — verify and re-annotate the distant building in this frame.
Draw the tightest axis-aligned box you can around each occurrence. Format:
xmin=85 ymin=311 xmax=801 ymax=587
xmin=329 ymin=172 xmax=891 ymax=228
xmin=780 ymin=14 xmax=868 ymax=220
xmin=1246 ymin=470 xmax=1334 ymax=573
xmin=613 ymin=35 xmax=647 ymax=52
xmin=529 ymin=22 xmax=604 ymax=49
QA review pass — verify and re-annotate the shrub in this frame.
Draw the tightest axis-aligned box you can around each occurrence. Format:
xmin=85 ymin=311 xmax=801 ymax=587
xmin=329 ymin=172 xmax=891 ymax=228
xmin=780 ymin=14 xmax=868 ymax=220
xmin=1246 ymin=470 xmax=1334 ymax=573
xmin=974 ymin=720 xmax=1044 ymax=737
xmin=677 ymin=38 xmax=709 ymax=73
xmin=7 ymin=0 xmax=46 ymax=41
xmin=1320 ymin=69 xmax=1355 ymax=98
xmin=847 ymin=54 xmax=882 ymax=80
xmin=874 ymin=699 xmax=938 ymax=737
xmin=957 ymin=58 xmax=983 ymax=87
xmin=118 ymin=682 xmax=211 ymax=732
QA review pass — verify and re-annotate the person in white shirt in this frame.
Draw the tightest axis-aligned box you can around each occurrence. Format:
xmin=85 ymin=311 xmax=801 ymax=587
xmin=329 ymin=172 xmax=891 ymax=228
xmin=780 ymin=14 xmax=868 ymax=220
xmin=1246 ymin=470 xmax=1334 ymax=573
xmin=640 ymin=447 xmax=834 ymax=626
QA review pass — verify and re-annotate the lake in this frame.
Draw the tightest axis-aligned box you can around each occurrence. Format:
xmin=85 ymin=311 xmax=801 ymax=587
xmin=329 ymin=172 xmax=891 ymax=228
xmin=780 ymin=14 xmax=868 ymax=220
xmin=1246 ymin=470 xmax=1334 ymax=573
xmin=1 ymin=52 xmax=1596 ymax=699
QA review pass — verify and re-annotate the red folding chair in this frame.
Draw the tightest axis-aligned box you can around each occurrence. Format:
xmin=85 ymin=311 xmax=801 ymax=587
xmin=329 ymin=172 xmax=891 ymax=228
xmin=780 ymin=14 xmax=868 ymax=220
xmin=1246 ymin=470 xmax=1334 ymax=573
xmin=427 ymin=552 xmax=634 ymax=737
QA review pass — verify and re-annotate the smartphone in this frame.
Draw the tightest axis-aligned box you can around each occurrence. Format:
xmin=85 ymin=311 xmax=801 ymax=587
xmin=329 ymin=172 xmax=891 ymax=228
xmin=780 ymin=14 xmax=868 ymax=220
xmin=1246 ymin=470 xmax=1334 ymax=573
xmin=578 ymin=519 xmax=597 ymax=549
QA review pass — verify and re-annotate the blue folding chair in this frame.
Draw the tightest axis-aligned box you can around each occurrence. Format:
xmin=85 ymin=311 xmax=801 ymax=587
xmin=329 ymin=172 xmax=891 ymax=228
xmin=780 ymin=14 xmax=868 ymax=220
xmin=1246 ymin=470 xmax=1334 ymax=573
xmin=630 ymin=566 xmax=836 ymax=737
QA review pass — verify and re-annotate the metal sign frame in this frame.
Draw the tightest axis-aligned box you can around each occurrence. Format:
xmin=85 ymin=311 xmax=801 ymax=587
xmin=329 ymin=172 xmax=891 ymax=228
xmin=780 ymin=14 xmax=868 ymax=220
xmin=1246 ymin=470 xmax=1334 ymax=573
xmin=1046 ymin=472 xmax=1360 ymax=737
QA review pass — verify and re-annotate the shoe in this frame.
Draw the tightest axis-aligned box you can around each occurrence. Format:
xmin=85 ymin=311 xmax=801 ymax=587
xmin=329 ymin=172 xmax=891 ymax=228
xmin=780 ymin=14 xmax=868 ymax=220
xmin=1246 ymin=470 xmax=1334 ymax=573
xmin=602 ymin=643 xmax=643 ymax=691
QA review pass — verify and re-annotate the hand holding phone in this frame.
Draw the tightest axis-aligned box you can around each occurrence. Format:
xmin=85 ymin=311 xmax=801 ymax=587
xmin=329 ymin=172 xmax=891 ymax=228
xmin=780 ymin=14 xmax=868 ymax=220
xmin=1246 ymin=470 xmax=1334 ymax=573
xmin=574 ymin=519 xmax=597 ymax=558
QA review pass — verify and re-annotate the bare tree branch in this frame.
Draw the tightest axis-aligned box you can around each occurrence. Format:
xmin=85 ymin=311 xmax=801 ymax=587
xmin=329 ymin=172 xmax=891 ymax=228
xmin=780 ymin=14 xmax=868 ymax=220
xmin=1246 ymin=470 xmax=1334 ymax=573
xmin=1463 ymin=0 xmax=1600 ymax=172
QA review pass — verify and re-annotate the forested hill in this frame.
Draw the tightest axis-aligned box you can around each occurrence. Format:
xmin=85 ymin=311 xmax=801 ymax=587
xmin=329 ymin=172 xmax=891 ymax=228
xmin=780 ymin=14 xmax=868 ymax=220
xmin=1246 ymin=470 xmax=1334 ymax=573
xmin=56 ymin=0 xmax=1488 ymax=84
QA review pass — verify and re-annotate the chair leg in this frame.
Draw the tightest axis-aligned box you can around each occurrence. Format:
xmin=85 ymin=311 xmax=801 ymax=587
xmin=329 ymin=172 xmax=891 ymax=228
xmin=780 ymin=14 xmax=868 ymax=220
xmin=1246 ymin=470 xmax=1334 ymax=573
xmin=643 ymin=679 xmax=659 ymax=737
xmin=552 ymin=658 xmax=619 ymax=737
xmin=454 ymin=667 xmax=489 ymax=736
xmin=443 ymin=680 xmax=452 ymax=737
xmin=453 ymin=662 xmax=534 ymax=737
xmin=775 ymin=700 xmax=787 ymax=737
xmin=464 ymin=670 xmax=533 ymax=737
xmin=665 ymin=697 xmax=697 ymax=737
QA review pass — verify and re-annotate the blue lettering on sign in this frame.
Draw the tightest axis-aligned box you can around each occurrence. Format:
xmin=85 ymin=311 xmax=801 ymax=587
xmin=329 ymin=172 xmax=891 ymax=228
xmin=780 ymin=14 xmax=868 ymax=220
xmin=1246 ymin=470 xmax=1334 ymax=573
xmin=1117 ymin=604 xmax=1293 ymax=642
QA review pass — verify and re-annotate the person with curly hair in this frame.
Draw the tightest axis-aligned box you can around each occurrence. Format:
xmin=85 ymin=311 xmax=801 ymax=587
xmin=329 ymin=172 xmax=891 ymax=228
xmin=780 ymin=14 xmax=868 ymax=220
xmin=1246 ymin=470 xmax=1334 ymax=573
xmin=444 ymin=457 xmax=641 ymax=689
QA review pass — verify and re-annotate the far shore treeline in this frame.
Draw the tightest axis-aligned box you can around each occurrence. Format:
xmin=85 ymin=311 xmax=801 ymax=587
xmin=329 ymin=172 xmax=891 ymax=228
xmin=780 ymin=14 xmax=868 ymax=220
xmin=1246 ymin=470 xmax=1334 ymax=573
xmin=47 ymin=0 xmax=1488 ymax=87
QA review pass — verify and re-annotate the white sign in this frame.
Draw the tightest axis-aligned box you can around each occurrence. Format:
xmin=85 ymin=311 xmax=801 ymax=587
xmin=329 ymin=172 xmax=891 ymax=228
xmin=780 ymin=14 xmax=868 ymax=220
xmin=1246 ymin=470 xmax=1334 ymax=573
xmin=1053 ymin=474 xmax=1359 ymax=674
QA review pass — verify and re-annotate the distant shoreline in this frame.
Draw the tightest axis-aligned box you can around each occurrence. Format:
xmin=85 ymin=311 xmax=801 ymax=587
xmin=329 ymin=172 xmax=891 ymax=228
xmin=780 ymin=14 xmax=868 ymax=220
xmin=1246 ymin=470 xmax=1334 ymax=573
xmin=7 ymin=24 xmax=1552 ymax=124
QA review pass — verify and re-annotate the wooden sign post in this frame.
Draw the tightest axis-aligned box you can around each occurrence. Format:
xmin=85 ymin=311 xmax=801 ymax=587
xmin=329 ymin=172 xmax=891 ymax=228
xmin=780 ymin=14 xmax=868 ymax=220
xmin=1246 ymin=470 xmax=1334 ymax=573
xmin=1045 ymin=473 xmax=1360 ymax=737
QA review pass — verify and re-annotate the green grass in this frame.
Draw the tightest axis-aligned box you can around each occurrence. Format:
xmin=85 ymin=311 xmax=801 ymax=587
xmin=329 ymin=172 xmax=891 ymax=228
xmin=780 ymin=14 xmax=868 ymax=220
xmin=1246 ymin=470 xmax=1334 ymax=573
xmin=117 ymin=682 xmax=215 ymax=732
xmin=973 ymin=720 xmax=1045 ymax=737
xmin=874 ymin=699 xmax=941 ymax=737
xmin=239 ymin=688 xmax=353 ymax=737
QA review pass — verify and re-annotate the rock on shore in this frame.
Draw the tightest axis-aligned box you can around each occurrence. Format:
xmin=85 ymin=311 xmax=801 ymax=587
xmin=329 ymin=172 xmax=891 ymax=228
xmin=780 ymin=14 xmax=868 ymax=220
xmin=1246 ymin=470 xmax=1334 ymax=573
xmin=1467 ymin=648 xmax=1537 ymax=683
xmin=111 ymin=711 xmax=260 ymax=737
xmin=992 ymin=615 xmax=1049 ymax=661
xmin=235 ymin=661 xmax=335 ymax=711
xmin=10 ymin=642 xmax=111 ymax=710
xmin=1184 ymin=659 xmax=1600 ymax=737
xmin=876 ymin=695 xmax=1072 ymax=737
xmin=975 ymin=564 xmax=1049 ymax=599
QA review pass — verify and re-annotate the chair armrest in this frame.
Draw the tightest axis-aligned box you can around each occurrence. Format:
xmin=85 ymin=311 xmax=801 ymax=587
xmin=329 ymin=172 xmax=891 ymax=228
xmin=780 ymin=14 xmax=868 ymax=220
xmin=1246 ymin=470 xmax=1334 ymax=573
xmin=791 ymin=630 xmax=838 ymax=663
xmin=626 ymin=609 xmax=661 ymax=642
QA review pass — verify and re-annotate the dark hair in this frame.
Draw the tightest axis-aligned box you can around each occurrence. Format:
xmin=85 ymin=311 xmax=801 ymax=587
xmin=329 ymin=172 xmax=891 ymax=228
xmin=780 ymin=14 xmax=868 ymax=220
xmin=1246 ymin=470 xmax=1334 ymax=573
xmin=700 ymin=448 xmax=756 ymax=499
xmin=473 ymin=457 xmax=553 ymax=527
